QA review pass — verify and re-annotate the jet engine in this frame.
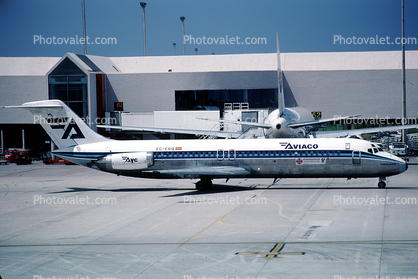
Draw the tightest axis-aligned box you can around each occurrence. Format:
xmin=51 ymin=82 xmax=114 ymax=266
xmin=95 ymin=152 xmax=154 ymax=171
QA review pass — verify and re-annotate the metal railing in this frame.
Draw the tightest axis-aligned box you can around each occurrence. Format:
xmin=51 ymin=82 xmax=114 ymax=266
xmin=224 ymin=103 xmax=249 ymax=111
xmin=199 ymin=122 xmax=223 ymax=140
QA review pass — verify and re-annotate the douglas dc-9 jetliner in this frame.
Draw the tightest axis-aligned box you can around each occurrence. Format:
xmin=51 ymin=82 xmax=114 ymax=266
xmin=7 ymin=100 xmax=408 ymax=190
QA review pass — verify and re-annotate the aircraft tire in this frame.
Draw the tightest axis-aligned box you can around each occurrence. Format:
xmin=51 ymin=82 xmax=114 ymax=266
xmin=196 ymin=181 xmax=206 ymax=191
xmin=378 ymin=181 xmax=386 ymax=188
xmin=196 ymin=178 xmax=212 ymax=191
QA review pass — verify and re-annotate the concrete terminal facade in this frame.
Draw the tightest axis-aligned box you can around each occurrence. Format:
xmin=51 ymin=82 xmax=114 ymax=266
xmin=0 ymin=51 xmax=417 ymax=154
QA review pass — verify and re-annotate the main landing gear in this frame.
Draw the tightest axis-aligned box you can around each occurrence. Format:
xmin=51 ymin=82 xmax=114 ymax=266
xmin=196 ymin=178 xmax=212 ymax=191
xmin=378 ymin=177 xmax=386 ymax=188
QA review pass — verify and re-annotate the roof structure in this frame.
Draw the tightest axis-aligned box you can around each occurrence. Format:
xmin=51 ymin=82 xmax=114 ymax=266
xmin=2 ymin=50 xmax=417 ymax=76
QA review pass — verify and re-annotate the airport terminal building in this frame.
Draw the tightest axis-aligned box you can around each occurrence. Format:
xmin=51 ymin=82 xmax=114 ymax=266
xmin=0 ymin=50 xmax=417 ymax=156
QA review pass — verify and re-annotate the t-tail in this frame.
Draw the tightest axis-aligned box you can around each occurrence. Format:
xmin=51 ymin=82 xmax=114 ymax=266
xmin=6 ymin=100 xmax=110 ymax=149
xmin=276 ymin=32 xmax=285 ymax=116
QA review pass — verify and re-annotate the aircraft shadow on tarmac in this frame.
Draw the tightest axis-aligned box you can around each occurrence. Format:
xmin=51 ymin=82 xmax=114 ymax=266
xmin=49 ymin=184 xmax=256 ymax=196
xmin=48 ymin=183 xmax=418 ymax=197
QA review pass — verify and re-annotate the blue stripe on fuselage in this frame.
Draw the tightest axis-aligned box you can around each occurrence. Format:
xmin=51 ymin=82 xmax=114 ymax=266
xmin=52 ymin=152 xmax=110 ymax=160
xmin=53 ymin=150 xmax=402 ymax=165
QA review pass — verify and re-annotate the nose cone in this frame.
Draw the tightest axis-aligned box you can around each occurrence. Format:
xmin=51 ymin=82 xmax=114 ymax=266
xmin=401 ymin=161 xmax=408 ymax=173
xmin=398 ymin=159 xmax=408 ymax=174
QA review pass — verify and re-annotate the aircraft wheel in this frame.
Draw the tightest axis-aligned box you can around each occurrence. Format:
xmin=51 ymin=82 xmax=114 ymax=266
xmin=196 ymin=181 xmax=206 ymax=191
xmin=203 ymin=178 xmax=212 ymax=189
xmin=196 ymin=178 xmax=212 ymax=191
xmin=378 ymin=181 xmax=386 ymax=188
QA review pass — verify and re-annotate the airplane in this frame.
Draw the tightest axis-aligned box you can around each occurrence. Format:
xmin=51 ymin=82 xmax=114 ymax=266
xmin=6 ymin=99 xmax=408 ymax=190
xmin=98 ymin=33 xmax=418 ymax=139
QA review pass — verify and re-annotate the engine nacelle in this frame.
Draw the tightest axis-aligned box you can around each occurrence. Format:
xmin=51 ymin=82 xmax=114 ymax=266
xmin=96 ymin=152 xmax=154 ymax=171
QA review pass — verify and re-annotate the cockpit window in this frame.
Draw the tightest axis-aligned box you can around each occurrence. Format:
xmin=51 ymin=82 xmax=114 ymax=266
xmin=378 ymin=147 xmax=383 ymax=152
xmin=373 ymin=148 xmax=378 ymax=153
xmin=368 ymin=148 xmax=373 ymax=153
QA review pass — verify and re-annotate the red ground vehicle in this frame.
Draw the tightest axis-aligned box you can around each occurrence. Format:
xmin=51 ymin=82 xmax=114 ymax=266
xmin=3 ymin=149 xmax=17 ymax=163
xmin=43 ymin=157 xmax=75 ymax=165
xmin=3 ymin=149 xmax=32 ymax=165
xmin=0 ymin=154 xmax=8 ymax=165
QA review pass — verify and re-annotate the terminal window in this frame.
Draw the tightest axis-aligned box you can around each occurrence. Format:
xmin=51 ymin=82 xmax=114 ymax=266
xmin=48 ymin=58 xmax=88 ymax=119
xmin=175 ymin=89 xmax=278 ymax=112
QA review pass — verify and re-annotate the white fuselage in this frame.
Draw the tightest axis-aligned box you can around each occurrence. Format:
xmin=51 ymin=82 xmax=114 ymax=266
xmin=54 ymin=137 xmax=407 ymax=180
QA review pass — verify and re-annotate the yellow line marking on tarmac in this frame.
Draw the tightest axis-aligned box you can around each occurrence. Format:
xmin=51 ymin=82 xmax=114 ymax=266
xmin=180 ymin=184 xmax=265 ymax=246
xmin=180 ymin=203 xmax=245 ymax=246
xmin=236 ymin=243 xmax=305 ymax=258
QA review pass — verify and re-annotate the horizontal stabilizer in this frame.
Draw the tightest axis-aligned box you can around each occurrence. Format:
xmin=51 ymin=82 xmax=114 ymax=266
xmin=289 ymin=114 xmax=361 ymax=128
xmin=6 ymin=100 xmax=110 ymax=148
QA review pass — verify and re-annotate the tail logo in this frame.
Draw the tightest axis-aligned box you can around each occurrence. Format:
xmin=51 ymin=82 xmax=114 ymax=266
xmin=62 ymin=119 xmax=85 ymax=139
xmin=49 ymin=118 xmax=85 ymax=139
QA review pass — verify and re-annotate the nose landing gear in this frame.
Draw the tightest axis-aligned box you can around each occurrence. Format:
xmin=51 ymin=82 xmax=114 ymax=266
xmin=378 ymin=177 xmax=386 ymax=188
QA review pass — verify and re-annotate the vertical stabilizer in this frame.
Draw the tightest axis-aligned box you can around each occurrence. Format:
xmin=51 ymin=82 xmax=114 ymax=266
xmin=7 ymin=100 xmax=110 ymax=148
xmin=276 ymin=33 xmax=285 ymax=116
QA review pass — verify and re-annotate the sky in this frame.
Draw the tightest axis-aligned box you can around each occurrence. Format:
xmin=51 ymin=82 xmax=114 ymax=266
xmin=0 ymin=0 xmax=417 ymax=57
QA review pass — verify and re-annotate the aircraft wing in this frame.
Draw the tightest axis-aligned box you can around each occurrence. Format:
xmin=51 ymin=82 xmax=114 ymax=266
xmin=97 ymin=125 xmax=243 ymax=138
xmin=288 ymin=115 xmax=361 ymax=128
xmin=157 ymin=166 xmax=251 ymax=178
xmin=198 ymin=115 xmax=361 ymax=130
xmin=313 ymin=124 xmax=418 ymax=138
xmin=197 ymin=118 xmax=272 ymax=129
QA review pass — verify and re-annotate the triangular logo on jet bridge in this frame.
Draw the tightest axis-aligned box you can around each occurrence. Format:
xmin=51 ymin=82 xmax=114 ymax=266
xmin=62 ymin=119 xmax=85 ymax=139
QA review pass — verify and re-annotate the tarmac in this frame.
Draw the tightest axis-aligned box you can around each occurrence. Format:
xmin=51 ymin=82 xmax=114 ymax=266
xmin=1 ymin=161 xmax=418 ymax=279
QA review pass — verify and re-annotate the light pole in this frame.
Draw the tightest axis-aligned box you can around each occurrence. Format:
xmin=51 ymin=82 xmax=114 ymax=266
xmin=401 ymin=0 xmax=407 ymax=144
xmin=82 ymin=0 xmax=87 ymax=55
xmin=195 ymin=48 xmax=198 ymax=55
xmin=180 ymin=16 xmax=185 ymax=55
xmin=173 ymin=43 xmax=176 ymax=55
xmin=140 ymin=2 xmax=147 ymax=56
